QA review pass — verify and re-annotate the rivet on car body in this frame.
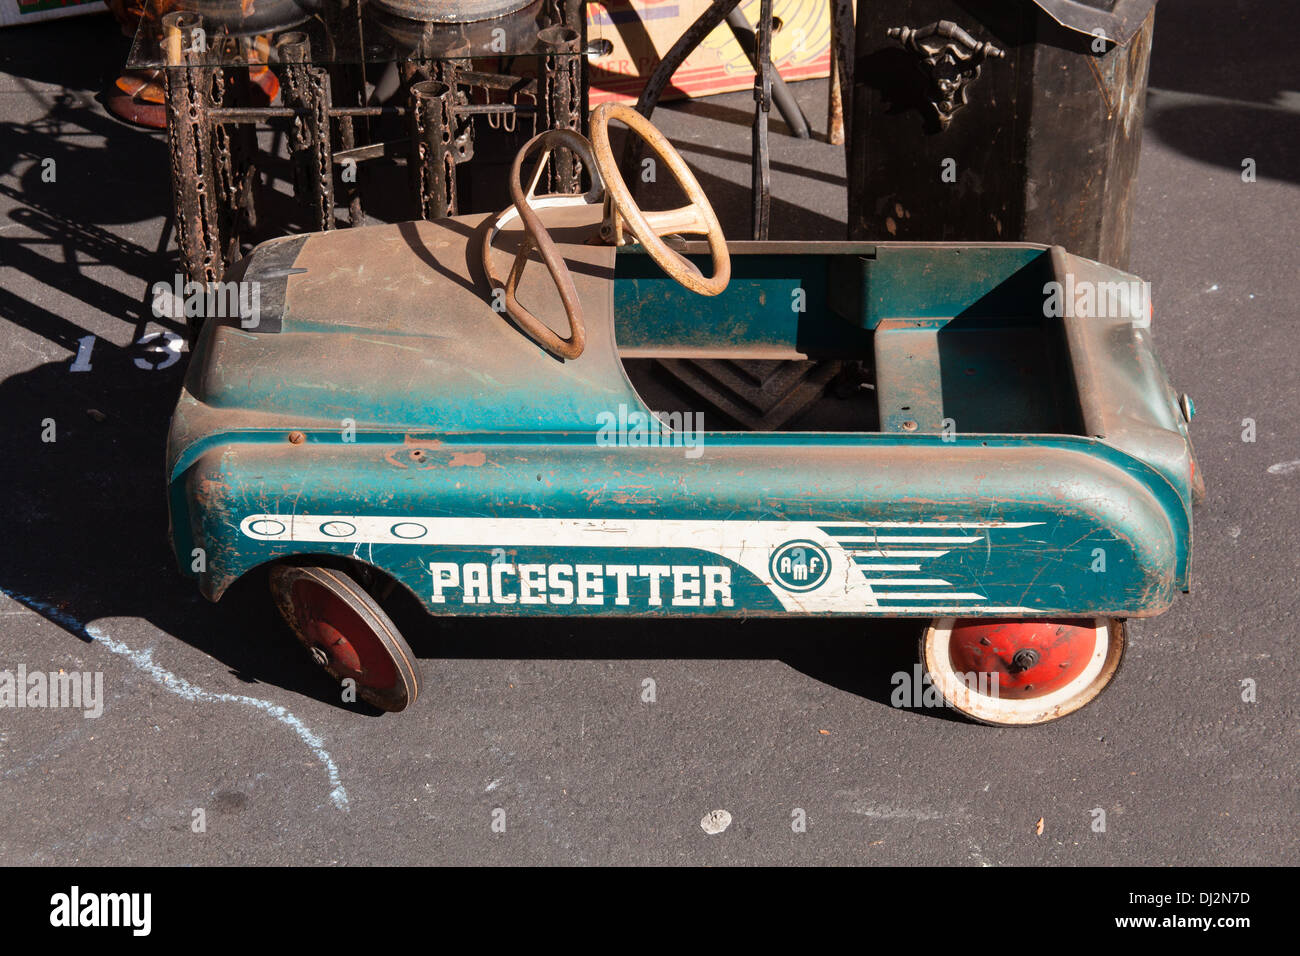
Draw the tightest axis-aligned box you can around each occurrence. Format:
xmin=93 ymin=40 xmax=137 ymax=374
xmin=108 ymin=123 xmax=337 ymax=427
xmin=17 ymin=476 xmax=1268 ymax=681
xmin=289 ymin=431 xmax=305 ymax=444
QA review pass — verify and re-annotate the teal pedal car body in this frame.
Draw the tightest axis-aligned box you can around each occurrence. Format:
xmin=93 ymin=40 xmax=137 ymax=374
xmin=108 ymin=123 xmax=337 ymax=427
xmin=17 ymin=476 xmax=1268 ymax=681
xmin=166 ymin=105 xmax=1200 ymax=724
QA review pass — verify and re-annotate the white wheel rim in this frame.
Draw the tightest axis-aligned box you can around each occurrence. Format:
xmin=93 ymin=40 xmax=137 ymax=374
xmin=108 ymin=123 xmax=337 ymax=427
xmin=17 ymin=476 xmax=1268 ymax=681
xmin=923 ymin=617 xmax=1119 ymax=725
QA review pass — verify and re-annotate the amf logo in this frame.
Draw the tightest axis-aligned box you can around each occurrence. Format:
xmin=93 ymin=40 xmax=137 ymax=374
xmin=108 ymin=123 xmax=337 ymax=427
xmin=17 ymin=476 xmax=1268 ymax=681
xmin=769 ymin=540 xmax=831 ymax=592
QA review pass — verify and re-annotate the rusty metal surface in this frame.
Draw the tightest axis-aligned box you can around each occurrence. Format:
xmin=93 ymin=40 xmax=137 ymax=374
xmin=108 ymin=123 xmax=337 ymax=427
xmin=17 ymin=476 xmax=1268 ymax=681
xmin=538 ymin=24 xmax=584 ymax=194
xmin=827 ymin=0 xmax=854 ymax=146
xmin=162 ymin=11 xmax=227 ymax=296
xmin=371 ymin=0 xmax=538 ymax=22
xmin=154 ymin=0 xmax=587 ymax=289
xmin=411 ymin=78 xmax=469 ymax=219
xmin=278 ymin=34 xmax=336 ymax=232
xmin=133 ymin=0 xmax=559 ymax=66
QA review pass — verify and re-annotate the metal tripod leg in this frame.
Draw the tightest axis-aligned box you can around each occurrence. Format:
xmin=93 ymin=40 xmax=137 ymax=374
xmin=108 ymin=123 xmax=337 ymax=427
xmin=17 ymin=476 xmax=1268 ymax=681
xmin=751 ymin=0 xmax=772 ymax=239
xmin=628 ymin=0 xmax=789 ymax=238
xmin=726 ymin=4 xmax=809 ymax=139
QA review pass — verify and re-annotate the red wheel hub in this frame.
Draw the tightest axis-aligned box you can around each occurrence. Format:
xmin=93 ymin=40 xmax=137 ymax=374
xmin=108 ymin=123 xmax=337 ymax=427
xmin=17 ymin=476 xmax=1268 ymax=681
xmin=945 ymin=619 xmax=1097 ymax=699
xmin=291 ymin=580 xmax=399 ymax=690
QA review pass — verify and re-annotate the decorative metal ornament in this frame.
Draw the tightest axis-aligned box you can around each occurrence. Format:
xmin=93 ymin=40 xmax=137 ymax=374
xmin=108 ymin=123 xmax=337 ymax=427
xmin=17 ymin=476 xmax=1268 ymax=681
xmin=887 ymin=20 xmax=1005 ymax=129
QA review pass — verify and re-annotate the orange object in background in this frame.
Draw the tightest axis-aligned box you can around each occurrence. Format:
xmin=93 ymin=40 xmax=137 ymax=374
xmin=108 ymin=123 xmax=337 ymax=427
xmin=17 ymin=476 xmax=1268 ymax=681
xmin=586 ymin=0 xmax=831 ymax=105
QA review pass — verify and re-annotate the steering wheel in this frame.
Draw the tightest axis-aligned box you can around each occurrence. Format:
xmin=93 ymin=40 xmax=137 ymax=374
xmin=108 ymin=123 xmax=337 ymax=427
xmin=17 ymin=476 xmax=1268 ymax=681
xmin=481 ymin=128 xmax=603 ymax=360
xmin=589 ymin=102 xmax=730 ymax=297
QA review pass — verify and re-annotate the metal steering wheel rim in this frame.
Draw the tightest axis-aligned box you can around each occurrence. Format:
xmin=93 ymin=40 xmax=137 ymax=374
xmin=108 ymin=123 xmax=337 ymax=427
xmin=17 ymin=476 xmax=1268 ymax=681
xmin=482 ymin=128 xmax=604 ymax=361
xmin=589 ymin=102 xmax=731 ymax=297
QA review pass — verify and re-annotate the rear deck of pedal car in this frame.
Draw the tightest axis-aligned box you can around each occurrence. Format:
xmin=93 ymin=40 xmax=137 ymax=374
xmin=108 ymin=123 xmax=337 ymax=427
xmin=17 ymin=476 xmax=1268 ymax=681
xmin=614 ymin=241 xmax=1194 ymax=503
xmin=616 ymin=242 xmax=1083 ymax=437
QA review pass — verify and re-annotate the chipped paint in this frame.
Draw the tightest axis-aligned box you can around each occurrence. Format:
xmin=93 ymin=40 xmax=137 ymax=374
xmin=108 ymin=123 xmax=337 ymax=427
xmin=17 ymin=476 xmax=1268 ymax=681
xmin=449 ymin=451 xmax=487 ymax=468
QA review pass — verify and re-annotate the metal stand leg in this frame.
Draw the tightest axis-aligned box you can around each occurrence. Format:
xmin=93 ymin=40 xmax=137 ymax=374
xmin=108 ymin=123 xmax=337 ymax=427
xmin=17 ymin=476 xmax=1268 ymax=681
xmin=827 ymin=0 xmax=854 ymax=146
xmin=540 ymin=24 xmax=583 ymax=193
xmin=162 ymin=12 xmax=225 ymax=289
xmin=223 ymin=41 xmax=259 ymax=234
xmin=562 ymin=0 xmax=589 ymax=136
xmin=278 ymin=33 xmax=335 ymax=232
xmin=628 ymin=0 xmax=798 ymax=238
xmin=325 ymin=0 xmax=368 ymax=226
xmin=411 ymin=79 xmax=459 ymax=219
xmin=726 ymin=5 xmax=809 ymax=139
xmin=751 ymin=0 xmax=772 ymax=240
xmin=625 ymin=0 xmax=740 ymax=207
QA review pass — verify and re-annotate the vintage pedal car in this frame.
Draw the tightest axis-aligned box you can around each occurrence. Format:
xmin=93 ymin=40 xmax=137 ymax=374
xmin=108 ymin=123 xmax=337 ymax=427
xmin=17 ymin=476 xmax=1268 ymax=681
xmin=166 ymin=105 xmax=1200 ymax=724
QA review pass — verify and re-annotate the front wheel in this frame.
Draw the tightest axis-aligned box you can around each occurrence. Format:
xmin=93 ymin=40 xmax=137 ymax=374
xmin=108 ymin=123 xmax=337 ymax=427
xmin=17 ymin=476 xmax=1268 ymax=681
xmin=270 ymin=564 xmax=421 ymax=712
xmin=920 ymin=617 xmax=1125 ymax=726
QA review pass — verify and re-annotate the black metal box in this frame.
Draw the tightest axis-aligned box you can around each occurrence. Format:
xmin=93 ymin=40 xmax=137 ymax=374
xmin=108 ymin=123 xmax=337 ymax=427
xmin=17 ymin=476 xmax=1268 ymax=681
xmin=848 ymin=0 xmax=1158 ymax=268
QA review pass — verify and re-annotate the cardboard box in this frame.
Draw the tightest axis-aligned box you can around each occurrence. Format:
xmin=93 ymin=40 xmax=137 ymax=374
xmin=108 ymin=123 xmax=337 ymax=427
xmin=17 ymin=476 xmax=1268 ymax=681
xmin=587 ymin=0 xmax=831 ymax=105
xmin=1 ymin=0 xmax=105 ymax=28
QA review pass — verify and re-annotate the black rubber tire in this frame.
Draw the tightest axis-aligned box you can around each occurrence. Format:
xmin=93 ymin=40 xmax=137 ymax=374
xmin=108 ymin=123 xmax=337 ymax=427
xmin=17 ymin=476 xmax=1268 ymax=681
xmin=270 ymin=564 xmax=421 ymax=712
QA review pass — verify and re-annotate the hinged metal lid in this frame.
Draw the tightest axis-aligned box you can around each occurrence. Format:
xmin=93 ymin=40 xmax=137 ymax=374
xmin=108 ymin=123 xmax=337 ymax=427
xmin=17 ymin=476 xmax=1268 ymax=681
xmin=1032 ymin=0 xmax=1159 ymax=45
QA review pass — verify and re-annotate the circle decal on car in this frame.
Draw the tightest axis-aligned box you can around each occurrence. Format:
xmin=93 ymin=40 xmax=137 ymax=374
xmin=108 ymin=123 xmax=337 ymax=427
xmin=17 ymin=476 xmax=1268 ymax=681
xmin=320 ymin=521 xmax=357 ymax=538
xmin=769 ymin=540 xmax=832 ymax=592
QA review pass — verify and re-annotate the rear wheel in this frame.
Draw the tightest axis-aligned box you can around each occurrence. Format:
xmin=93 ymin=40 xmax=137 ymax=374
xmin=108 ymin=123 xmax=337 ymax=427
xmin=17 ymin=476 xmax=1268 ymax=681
xmin=920 ymin=617 xmax=1125 ymax=726
xmin=269 ymin=564 xmax=421 ymax=712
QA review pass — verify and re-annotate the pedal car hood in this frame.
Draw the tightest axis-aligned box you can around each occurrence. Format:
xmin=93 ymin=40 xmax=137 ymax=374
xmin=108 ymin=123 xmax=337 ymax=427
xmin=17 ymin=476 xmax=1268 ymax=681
xmin=173 ymin=204 xmax=633 ymax=459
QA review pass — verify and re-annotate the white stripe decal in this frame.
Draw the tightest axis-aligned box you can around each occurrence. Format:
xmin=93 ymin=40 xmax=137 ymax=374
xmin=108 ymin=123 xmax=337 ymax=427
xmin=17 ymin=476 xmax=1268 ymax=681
xmin=872 ymin=592 xmax=988 ymax=601
xmin=879 ymin=606 xmax=1036 ymax=614
xmin=818 ymin=521 xmax=1042 ymax=529
xmin=242 ymin=515 xmax=880 ymax=613
xmin=864 ymin=579 xmax=952 ymax=586
xmin=240 ymin=515 xmax=1045 ymax=615
xmin=833 ymin=536 xmax=984 ymax=544
xmin=846 ymin=549 xmax=951 ymax=558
